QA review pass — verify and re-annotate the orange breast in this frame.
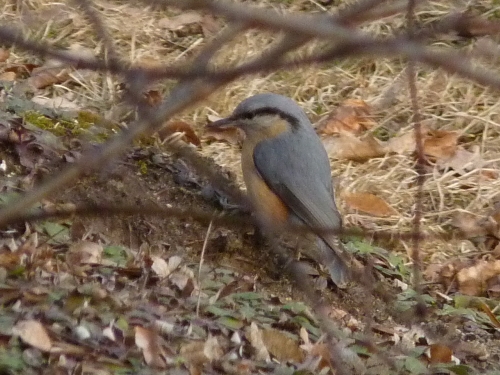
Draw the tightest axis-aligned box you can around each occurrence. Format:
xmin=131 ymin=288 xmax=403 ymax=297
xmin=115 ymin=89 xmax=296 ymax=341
xmin=241 ymin=141 xmax=289 ymax=231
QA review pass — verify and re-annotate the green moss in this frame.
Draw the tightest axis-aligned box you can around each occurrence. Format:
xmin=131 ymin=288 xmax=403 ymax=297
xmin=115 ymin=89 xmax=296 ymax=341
xmin=137 ymin=159 xmax=149 ymax=175
xmin=372 ymin=127 xmax=391 ymax=141
xmin=24 ymin=111 xmax=85 ymax=136
xmin=22 ymin=110 xmax=115 ymax=143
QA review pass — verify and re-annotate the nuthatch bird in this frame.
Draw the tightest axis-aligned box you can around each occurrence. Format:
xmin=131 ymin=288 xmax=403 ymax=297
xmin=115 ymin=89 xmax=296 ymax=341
xmin=209 ymin=93 xmax=350 ymax=287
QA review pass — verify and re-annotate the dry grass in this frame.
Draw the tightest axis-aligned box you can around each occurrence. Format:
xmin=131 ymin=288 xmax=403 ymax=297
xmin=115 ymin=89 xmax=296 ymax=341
xmin=2 ymin=0 xmax=500 ymax=263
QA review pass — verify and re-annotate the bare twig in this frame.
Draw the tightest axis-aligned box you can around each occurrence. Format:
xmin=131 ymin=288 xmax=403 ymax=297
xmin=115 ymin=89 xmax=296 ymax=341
xmin=196 ymin=218 xmax=213 ymax=316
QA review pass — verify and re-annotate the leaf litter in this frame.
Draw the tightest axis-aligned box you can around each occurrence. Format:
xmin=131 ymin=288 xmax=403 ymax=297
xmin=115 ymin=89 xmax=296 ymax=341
xmin=2 ymin=0 xmax=500 ymax=374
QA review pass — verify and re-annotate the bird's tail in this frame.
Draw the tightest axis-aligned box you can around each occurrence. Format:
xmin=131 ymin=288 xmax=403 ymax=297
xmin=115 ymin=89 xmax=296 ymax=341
xmin=317 ymin=235 xmax=351 ymax=288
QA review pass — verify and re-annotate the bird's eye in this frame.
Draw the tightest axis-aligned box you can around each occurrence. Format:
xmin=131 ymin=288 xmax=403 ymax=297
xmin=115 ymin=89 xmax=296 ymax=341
xmin=241 ymin=112 xmax=254 ymax=120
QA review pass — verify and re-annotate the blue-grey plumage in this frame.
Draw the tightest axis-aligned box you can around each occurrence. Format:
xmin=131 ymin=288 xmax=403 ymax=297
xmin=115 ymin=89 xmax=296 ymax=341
xmin=208 ymin=93 xmax=350 ymax=287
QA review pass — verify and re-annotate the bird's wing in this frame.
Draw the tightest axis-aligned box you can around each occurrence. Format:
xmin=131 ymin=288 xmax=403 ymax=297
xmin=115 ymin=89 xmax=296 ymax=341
xmin=253 ymin=131 xmax=350 ymax=286
xmin=253 ymin=131 xmax=339 ymax=230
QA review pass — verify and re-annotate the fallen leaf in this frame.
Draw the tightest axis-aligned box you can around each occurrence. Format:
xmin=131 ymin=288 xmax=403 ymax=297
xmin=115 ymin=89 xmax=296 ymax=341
xmin=203 ymin=335 xmax=223 ymax=362
xmin=423 ymin=130 xmax=459 ymax=161
xmin=385 ymin=127 xmax=462 ymax=163
xmin=28 ymin=66 xmax=71 ymax=89
xmin=143 ymin=90 xmax=162 ymax=107
xmin=246 ymin=322 xmax=270 ymax=362
xmin=423 ymin=263 xmax=443 ymax=283
xmin=180 ymin=341 xmax=206 ymax=366
xmin=478 ymin=169 xmax=499 ymax=181
xmin=451 ymin=211 xmax=489 ymax=239
xmin=438 ymin=259 xmax=472 ymax=292
xmin=342 ymin=192 xmax=398 ymax=217
xmin=3 ymin=63 xmax=39 ymax=78
xmin=427 ymin=343 xmax=453 ymax=364
xmin=66 ymin=241 xmax=103 ymax=265
xmin=317 ymin=99 xmax=375 ymax=135
xmin=180 ymin=335 xmax=222 ymax=365
xmin=438 ymin=145 xmax=484 ymax=174
xmin=12 ymin=320 xmax=52 ymax=352
xmin=323 ymin=133 xmax=386 ymax=161
xmin=170 ymin=266 xmax=196 ymax=297
xmin=134 ymin=326 xmax=167 ymax=368
xmin=0 ymin=71 xmax=17 ymax=81
xmin=487 ymin=276 xmax=500 ymax=299
xmin=261 ymin=328 xmax=304 ymax=363
xmin=456 ymin=260 xmax=500 ymax=296
xmin=157 ymin=121 xmax=201 ymax=147
xmin=158 ymin=12 xmax=203 ymax=30
xmin=385 ymin=131 xmax=418 ymax=155
xmin=151 ymin=255 xmax=182 ymax=278
xmin=451 ymin=210 xmax=499 ymax=240
xmin=299 ymin=328 xmax=333 ymax=371
xmin=0 ymin=48 xmax=10 ymax=62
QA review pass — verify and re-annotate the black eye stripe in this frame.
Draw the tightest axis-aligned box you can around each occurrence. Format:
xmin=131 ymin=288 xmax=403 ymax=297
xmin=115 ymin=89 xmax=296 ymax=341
xmin=235 ymin=107 xmax=300 ymax=129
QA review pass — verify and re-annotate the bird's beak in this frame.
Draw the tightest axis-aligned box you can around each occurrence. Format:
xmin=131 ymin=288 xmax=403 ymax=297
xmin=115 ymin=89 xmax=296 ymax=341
xmin=207 ymin=116 xmax=238 ymax=129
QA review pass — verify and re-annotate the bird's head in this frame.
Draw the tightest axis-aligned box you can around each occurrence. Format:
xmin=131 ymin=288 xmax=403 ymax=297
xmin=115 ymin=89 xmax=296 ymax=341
xmin=208 ymin=93 xmax=312 ymax=139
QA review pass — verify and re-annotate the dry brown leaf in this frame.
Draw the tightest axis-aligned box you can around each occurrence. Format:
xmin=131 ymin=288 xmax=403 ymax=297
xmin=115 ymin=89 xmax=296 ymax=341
xmin=0 ymin=48 xmax=10 ymax=62
xmin=12 ymin=320 xmax=52 ymax=352
xmin=451 ymin=210 xmax=500 ymax=241
xmin=134 ymin=326 xmax=167 ymax=368
xmin=158 ymin=12 xmax=203 ymax=30
xmin=203 ymin=335 xmax=223 ymax=362
xmin=180 ymin=342 xmax=206 ymax=366
xmin=170 ymin=266 xmax=196 ymax=297
xmin=299 ymin=328 xmax=332 ymax=371
xmin=438 ymin=259 xmax=471 ymax=291
xmin=0 ymin=71 xmax=16 ymax=81
xmin=180 ymin=335 xmax=222 ymax=365
xmin=323 ymin=133 xmax=385 ymax=161
xmin=4 ymin=63 xmax=39 ymax=77
xmin=0 ymin=252 xmax=21 ymax=269
xmin=385 ymin=131 xmax=417 ymax=155
xmin=456 ymin=260 xmax=500 ymax=296
xmin=143 ymin=90 xmax=162 ymax=107
xmin=28 ymin=67 xmax=71 ymax=89
xmin=423 ymin=263 xmax=443 ymax=283
xmin=438 ymin=145 xmax=484 ymax=174
xmin=261 ymin=328 xmax=304 ymax=363
xmin=342 ymin=192 xmax=398 ymax=217
xmin=487 ymin=276 xmax=500 ymax=299
xmin=66 ymin=241 xmax=103 ymax=265
xmin=246 ymin=322 xmax=270 ymax=362
xmin=423 ymin=130 xmax=459 ymax=161
xmin=151 ymin=255 xmax=182 ymax=278
xmin=317 ymin=99 xmax=375 ymax=135
xmin=428 ymin=343 xmax=453 ymax=364
xmin=158 ymin=121 xmax=201 ymax=147
xmin=451 ymin=211 xmax=490 ymax=239
xmin=478 ymin=169 xmax=499 ymax=181
xmin=385 ymin=127 xmax=462 ymax=162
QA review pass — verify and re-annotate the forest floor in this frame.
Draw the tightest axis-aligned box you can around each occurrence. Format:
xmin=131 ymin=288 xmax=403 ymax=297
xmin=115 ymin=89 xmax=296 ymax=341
xmin=1 ymin=0 xmax=500 ymax=374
